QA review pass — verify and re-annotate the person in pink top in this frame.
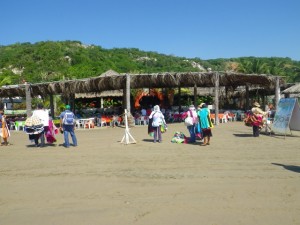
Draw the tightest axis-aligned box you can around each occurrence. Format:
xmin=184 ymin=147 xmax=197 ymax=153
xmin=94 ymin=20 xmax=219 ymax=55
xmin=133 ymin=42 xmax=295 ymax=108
xmin=251 ymin=102 xmax=267 ymax=137
xmin=183 ymin=105 xmax=198 ymax=143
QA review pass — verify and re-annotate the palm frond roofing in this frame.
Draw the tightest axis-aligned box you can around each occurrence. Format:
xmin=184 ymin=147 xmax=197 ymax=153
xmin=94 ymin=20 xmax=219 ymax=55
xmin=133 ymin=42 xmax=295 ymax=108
xmin=0 ymin=71 xmax=285 ymax=98
xmin=282 ymin=83 xmax=300 ymax=94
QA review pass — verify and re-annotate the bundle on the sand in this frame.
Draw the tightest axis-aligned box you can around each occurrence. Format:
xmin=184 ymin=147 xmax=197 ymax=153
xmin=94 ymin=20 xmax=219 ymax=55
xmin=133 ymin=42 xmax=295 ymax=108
xmin=24 ymin=116 xmax=44 ymax=135
xmin=171 ymin=131 xmax=188 ymax=144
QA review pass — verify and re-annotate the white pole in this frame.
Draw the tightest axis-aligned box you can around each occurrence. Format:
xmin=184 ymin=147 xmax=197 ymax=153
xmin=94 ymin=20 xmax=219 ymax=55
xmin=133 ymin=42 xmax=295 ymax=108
xmin=121 ymin=109 xmax=136 ymax=144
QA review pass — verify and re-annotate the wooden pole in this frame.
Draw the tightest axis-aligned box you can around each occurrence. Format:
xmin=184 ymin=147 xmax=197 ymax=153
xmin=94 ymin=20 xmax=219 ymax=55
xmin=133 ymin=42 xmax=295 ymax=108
xmin=245 ymin=85 xmax=249 ymax=110
xmin=25 ymin=83 xmax=32 ymax=117
xmin=275 ymin=76 xmax=280 ymax=109
xmin=178 ymin=86 xmax=181 ymax=112
xmin=214 ymin=72 xmax=220 ymax=125
xmin=49 ymin=94 xmax=54 ymax=118
xmin=194 ymin=84 xmax=197 ymax=107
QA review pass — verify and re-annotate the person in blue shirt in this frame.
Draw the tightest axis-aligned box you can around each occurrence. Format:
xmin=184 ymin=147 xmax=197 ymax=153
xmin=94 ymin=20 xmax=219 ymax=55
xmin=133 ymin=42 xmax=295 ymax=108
xmin=198 ymin=103 xmax=213 ymax=146
xmin=59 ymin=105 xmax=78 ymax=148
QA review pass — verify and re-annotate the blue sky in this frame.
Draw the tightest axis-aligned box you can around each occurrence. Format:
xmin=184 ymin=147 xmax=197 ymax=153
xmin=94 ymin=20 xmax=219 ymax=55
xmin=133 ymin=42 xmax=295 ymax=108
xmin=1 ymin=0 xmax=299 ymax=60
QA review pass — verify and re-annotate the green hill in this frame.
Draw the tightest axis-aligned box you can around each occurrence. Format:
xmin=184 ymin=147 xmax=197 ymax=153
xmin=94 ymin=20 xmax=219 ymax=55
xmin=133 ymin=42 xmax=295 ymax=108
xmin=0 ymin=41 xmax=300 ymax=85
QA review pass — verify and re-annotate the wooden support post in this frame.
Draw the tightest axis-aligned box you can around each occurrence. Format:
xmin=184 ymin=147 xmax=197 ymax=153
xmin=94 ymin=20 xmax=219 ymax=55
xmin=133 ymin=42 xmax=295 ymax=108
xmin=214 ymin=72 xmax=220 ymax=125
xmin=178 ymin=86 xmax=181 ymax=112
xmin=245 ymin=85 xmax=249 ymax=110
xmin=49 ymin=94 xmax=55 ymax=118
xmin=25 ymin=83 xmax=32 ymax=117
xmin=194 ymin=84 xmax=197 ymax=107
xmin=275 ymin=76 xmax=280 ymax=109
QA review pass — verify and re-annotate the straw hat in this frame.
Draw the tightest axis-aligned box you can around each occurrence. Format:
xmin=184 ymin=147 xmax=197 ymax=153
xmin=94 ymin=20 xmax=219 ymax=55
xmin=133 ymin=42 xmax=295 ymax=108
xmin=253 ymin=102 xmax=260 ymax=107
xmin=199 ymin=103 xmax=205 ymax=108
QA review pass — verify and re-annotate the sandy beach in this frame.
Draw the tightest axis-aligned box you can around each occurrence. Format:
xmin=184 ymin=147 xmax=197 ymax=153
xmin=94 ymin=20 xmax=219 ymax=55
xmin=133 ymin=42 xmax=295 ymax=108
xmin=0 ymin=122 xmax=299 ymax=225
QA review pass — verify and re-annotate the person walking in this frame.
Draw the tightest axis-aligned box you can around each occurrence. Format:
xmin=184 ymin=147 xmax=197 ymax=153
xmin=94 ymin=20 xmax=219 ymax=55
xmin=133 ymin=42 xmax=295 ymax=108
xmin=59 ymin=105 xmax=78 ymax=148
xmin=198 ymin=103 xmax=213 ymax=146
xmin=183 ymin=105 xmax=198 ymax=143
xmin=149 ymin=105 xmax=166 ymax=143
xmin=32 ymin=103 xmax=49 ymax=147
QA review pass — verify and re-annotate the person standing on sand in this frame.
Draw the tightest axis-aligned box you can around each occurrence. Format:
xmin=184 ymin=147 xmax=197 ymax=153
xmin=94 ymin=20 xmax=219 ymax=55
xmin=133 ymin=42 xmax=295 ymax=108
xmin=251 ymin=102 xmax=267 ymax=137
xmin=32 ymin=103 xmax=49 ymax=147
xmin=183 ymin=105 xmax=198 ymax=143
xmin=149 ymin=105 xmax=166 ymax=143
xmin=198 ymin=103 xmax=213 ymax=146
xmin=0 ymin=111 xmax=11 ymax=146
xmin=59 ymin=105 xmax=78 ymax=148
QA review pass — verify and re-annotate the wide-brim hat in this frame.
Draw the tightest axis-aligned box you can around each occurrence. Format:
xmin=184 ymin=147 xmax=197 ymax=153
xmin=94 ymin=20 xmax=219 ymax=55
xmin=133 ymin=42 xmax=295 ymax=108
xmin=253 ymin=102 xmax=260 ymax=107
xmin=199 ymin=103 xmax=205 ymax=108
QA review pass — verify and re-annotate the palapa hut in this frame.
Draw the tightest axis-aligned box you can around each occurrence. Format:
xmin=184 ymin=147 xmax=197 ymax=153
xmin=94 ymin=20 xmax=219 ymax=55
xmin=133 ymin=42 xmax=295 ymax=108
xmin=282 ymin=83 xmax=300 ymax=98
xmin=0 ymin=70 xmax=285 ymax=125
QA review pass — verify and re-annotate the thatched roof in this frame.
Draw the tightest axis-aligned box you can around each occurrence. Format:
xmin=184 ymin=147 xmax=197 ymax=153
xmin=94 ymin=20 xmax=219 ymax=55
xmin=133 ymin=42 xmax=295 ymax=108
xmin=75 ymin=90 xmax=123 ymax=98
xmin=0 ymin=71 xmax=285 ymax=98
xmin=282 ymin=83 xmax=300 ymax=94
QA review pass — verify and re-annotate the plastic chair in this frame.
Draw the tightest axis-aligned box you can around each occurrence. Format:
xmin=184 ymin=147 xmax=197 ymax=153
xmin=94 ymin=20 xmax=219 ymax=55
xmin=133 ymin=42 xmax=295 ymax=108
xmin=100 ymin=118 xmax=108 ymax=127
xmin=75 ymin=119 xmax=84 ymax=129
xmin=139 ymin=116 xmax=148 ymax=125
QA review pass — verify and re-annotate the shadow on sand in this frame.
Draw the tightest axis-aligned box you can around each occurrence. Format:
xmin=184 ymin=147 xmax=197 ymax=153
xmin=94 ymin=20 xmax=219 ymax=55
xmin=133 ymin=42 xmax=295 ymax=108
xmin=233 ymin=133 xmax=254 ymax=137
xmin=143 ymin=139 xmax=156 ymax=142
xmin=272 ymin=163 xmax=300 ymax=173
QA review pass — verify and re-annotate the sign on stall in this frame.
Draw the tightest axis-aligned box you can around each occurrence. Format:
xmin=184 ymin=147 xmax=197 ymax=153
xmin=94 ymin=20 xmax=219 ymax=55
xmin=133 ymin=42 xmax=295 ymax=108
xmin=272 ymin=98 xmax=300 ymax=135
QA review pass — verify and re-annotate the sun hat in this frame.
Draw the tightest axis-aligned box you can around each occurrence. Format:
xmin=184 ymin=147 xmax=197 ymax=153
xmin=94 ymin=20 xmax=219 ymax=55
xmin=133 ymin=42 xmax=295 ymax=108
xmin=65 ymin=104 xmax=71 ymax=110
xmin=199 ymin=103 xmax=205 ymax=108
xmin=253 ymin=102 xmax=260 ymax=107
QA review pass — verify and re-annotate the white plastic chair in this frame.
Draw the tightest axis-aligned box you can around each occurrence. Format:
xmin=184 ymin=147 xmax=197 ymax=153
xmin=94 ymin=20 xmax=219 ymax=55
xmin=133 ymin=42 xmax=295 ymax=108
xmin=100 ymin=118 xmax=108 ymax=127
xmin=75 ymin=119 xmax=84 ymax=129
xmin=139 ymin=116 xmax=148 ymax=125
xmin=220 ymin=114 xmax=228 ymax=123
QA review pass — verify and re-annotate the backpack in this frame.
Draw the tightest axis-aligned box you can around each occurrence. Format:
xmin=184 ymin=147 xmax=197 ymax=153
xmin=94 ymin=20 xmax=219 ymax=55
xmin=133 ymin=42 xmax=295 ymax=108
xmin=63 ymin=111 xmax=75 ymax=125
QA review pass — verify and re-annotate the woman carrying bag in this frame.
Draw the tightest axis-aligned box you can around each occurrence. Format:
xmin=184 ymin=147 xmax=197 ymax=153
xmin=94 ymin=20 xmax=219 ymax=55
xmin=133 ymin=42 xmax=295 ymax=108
xmin=149 ymin=105 xmax=166 ymax=143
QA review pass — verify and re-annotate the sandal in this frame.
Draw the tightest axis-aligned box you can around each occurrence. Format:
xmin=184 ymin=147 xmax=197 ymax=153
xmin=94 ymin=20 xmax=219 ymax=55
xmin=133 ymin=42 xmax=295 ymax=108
xmin=1 ymin=143 xmax=10 ymax=146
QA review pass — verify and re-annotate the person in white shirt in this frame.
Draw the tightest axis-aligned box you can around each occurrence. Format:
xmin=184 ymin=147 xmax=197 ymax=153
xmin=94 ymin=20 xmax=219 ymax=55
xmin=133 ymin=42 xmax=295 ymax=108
xmin=32 ymin=103 xmax=49 ymax=147
xmin=149 ymin=105 xmax=166 ymax=143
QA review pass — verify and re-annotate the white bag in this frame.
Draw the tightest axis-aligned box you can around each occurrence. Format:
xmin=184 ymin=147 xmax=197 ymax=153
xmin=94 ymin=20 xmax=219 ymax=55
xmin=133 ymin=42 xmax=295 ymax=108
xmin=184 ymin=116 xmax=194 ymax=126
xmin=152 ymin=120 xmax=160 ymax=127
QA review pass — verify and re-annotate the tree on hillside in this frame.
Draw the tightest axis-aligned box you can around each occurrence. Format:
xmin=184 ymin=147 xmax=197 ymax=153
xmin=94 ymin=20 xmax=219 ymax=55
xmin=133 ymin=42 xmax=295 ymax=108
xmin=237 ymin=58 xmax=269 ymax=74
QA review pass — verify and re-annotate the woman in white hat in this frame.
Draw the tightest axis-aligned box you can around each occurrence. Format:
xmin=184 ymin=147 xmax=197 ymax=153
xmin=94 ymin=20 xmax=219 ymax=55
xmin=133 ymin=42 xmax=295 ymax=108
xmin=149 ymin=105 xmax=166 ymax=143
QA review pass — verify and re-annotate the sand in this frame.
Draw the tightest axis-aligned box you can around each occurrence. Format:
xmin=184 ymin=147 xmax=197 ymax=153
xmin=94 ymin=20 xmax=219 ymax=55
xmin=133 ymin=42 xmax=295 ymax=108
xmin=0 ymin=122 xmax=299 ymax=225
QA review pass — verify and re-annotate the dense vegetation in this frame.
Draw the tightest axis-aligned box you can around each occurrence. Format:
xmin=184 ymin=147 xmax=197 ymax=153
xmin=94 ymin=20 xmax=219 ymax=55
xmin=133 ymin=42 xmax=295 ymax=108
xmin=1 ymin=40 xmax=300 ymax=86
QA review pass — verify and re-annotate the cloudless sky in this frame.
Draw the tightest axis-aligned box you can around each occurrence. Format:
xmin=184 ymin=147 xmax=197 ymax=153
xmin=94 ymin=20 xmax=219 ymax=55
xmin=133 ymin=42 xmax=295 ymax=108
xmin=1 ymin=0 xmax=299 ymax=60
